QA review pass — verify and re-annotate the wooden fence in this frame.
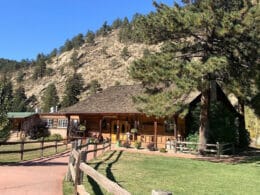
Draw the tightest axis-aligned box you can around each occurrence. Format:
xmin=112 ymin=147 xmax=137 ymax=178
xmin=0 ymin=139 xmax=69 ymax=161
xmin=66 ymin=140 xmax=131 ymax=195
xmin=165 ymin=141 xmax=235 ymax=157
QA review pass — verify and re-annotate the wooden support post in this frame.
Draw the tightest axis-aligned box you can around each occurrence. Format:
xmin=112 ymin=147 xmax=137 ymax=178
xmin=154 ymin=121 xmax=158 ymax=150
xmin=99 ymin=119 xmax=102 ymax=134
xmin=20 ymin=140 xmax=24 ymax=161
xmin=41 ymin=137 xmax=44 ymax=157
xmin=116 ymin=120 xmax=120 ymax=141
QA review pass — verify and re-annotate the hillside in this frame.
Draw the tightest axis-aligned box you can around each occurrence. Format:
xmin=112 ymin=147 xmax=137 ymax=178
xmin=7 ymin=29 xmax=159 ymax=108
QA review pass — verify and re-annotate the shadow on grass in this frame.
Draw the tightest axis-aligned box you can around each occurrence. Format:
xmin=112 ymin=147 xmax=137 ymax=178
xmin=196 ymin=147 xmax=260 ymax=164
xmin=87 ymin=150 xmax=124 ymax=195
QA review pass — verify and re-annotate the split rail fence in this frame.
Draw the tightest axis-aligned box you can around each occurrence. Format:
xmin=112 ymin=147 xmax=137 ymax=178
xmin=166 ymin=141 xmax=235 ymax=157
xmin=0 ymin=138 xmax=69 ymax=161
xmin=66 ymin=140 xmax=131 ymax=195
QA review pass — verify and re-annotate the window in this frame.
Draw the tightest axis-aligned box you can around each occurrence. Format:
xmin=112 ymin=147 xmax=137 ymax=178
xmin=164 ymin=119 xmax=175 ymax=133
xmin=58 ymin=119 xmax=68 ymax=128
xmin=45 ymin=119 xmax=53 ymax=128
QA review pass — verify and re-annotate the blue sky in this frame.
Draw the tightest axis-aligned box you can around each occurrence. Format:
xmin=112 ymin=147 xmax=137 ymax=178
xmin=0 ymin=0 xmax=177 ymax=61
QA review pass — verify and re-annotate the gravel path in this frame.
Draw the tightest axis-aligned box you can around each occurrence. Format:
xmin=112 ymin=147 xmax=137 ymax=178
xmin=0 ymin=151 xmax=70 ymax=195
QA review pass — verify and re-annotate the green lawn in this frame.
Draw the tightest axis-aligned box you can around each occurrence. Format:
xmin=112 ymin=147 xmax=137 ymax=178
xmin=0 ymin=142 xmax=68 ymax=163
xmin=64 ymin=150 xmax=260 ymax=195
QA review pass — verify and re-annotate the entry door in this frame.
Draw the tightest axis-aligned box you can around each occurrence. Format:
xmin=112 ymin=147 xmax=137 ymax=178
xmin=111 ymin=120 xmax=129 ymax=143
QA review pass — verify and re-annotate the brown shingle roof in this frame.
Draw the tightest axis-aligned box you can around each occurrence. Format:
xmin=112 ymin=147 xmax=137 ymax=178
xmin=61 ymin=85 xmax=143 ymax=114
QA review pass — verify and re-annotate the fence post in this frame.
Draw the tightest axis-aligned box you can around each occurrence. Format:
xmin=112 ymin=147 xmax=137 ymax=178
xmin=65 ymin=138 xmax=68 ymax=150
xmin=74 ymin=151 xmax=80 ymax=195
xmin=55 ymin=139 xmax=58 ymax=154
xmin=79 ymin=151 xmax=87 ymax=184
xmin=174 ymin=140 xmax=177 ymax=153
xmin=20 ymin=139 xmax=24 ymax=161
xmin=94 ymin=144 xmax=97 ymax=159
xmin=65 ymin=154 xmax=73 ymax=182
xmin=103 ymin=142 xmax=105 ymax=153
xmin=216 ymin=142 xmax=220 ymax=158
xmin=41 ymin=137 xmax=44 ymax=157
xmin=216 ymin=142 xmax=222 ymax=158
xmin=231 ymin=143 xmax=235 ymax=155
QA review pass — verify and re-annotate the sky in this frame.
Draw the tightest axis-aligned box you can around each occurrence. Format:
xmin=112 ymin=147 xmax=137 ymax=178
xmin=0 ymin=0 xmax=177 ymax=61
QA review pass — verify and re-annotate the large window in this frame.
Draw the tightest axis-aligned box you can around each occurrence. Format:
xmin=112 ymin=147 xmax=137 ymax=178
xmin=58 ymin=119 xmax=68 ymax=128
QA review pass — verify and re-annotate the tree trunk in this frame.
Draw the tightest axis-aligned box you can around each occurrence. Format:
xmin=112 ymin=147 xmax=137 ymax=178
xmin=198 ymin=86 xmax=210 ymax=154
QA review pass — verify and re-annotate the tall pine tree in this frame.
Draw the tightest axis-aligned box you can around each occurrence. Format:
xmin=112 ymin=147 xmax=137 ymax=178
xmin=129 ymin=0 xmax=259 ymax=152
xmin=12 ymin=86 xmax=28 ymax=112
xmin=42 ymin=83 xmax=59 ymax=112
xmin=0 ymin=79 xmax=13 ymax=127
xmin=61 ymin=73 xmax=84 ymax=107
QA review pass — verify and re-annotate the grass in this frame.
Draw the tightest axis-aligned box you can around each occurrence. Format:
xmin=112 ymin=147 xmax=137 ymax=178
xmin=63 ymin=150 xmax=260 ymax=195
xmin=0 ymin=141 xmax=68 ymax=163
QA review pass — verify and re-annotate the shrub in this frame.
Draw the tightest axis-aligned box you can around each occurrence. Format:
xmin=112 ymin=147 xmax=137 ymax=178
xmin=134 ymin=141 xmax=141 ymax=149
xmin=28 ymin=119 xmax=49 ymax=140
xmin=147 ymin=142 xmax=156 ymax=151
xmin=122 ymin=141 xmax=131 ymax=148
xmin=159 ymin=148 xmax=167 ymax=153
xmin=43 ymin=133 xmax=63 ymax=141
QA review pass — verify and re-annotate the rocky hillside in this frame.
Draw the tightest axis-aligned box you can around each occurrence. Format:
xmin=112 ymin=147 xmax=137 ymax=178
xmin=9 ymin=29 xmax=159 ymax=107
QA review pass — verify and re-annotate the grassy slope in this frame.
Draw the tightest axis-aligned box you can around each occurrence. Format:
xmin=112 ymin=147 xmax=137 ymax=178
xmin=64 ymin=150 xmax=260 ymax=195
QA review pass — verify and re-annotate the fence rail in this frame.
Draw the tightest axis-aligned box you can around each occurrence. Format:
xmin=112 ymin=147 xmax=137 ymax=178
xmin=66 ymin=140 xmax=131 ymax=195
xmin=166 ymin=140 xmax=235 ymax=157
xmin=0 ymin=139 xmax=69 ymax=160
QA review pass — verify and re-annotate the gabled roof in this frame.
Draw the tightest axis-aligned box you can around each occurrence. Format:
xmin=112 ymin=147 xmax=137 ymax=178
xmin=7 ymin=112 xmax=36 ymax=119
xmin=61 ymin=85 xmax=201 ymax=114
xmin=61 ymin=85 xmax=143 ymax=114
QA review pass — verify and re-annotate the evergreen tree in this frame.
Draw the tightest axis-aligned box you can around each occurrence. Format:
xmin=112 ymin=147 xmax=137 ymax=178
xmin=71 ymin=33 xmax=85 ymax=49
xmin=129 ymin=1 xmax=259 ymax=152
xmin=87 ymin=80 xmax=102 ymax=94
xmin=61 ymin=73 xmax=84 ymax=107
xmin=12 ymin=86 xmax=27 ymax=112
xmin=0 ymin=79 xmax=13 ymax=126
xmin=120 ymin=46 xmax=131 ymax=61
xmin=112 ymin=18 xmax=123 ymax=29
xmin=85 ymin=30 xmax=95 ymax=45
xmin=33 ymin=53 xmax=47 ymax=80
xmin=96 ymin=21 xmax=111 ymax=36
xmin=69 ymin=51 xmax=80 ymax=72
xmin=42 ymin=83 xmax=59 ymax=112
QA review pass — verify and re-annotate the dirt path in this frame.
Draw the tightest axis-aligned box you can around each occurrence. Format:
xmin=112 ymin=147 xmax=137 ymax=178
xmin=0 ymin=151 xmax=70 ymax=195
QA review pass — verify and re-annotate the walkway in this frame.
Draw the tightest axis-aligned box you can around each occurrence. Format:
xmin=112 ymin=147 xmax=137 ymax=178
xmin=0 ymin=151 xmax=70 ymax=195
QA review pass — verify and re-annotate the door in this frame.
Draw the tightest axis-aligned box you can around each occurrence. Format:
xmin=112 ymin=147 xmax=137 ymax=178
xmin=111 ymin=120 xmax=129 ymax=143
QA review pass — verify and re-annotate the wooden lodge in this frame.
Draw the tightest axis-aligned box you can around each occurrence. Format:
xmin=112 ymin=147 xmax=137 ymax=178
xmin=8 ymin=84 xmax=243 ymax=149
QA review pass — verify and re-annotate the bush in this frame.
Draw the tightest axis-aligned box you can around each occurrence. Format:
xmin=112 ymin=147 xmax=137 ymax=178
xmin=159 ymin=148 xmax=167 ymax=153
xmin=28 ymin=119 xmax=49 ymax=140
xmin=147 ymin=142 xmax=156 ymax=151
xmin=0 ymin=124 xmax=10 ymax=141
xmin=134 ymin=141 xmax=141 ymax=149
xmin=122 ymin=141 xmax=131 ymax=148
xmin=43 ymin=133 xmax=63 ymax=141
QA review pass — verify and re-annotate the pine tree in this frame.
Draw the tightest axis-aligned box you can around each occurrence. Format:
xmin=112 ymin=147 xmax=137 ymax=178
xmin=85 ymin=30 xmax=95 ymax=45
xmin=42 ymin=83 xmax=59 ymax=112
xmin=0 ymin=79 xmax=13 ymax=126
xmin=33 ymin=53 xmax=47 ymax=80
xmin=61 ymin=73 xmax=84 ymax=107
xmin=129 ymin=0 xmax=259 ymax=152
xmin=12 ymin=86 xmax=27 ymax=112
